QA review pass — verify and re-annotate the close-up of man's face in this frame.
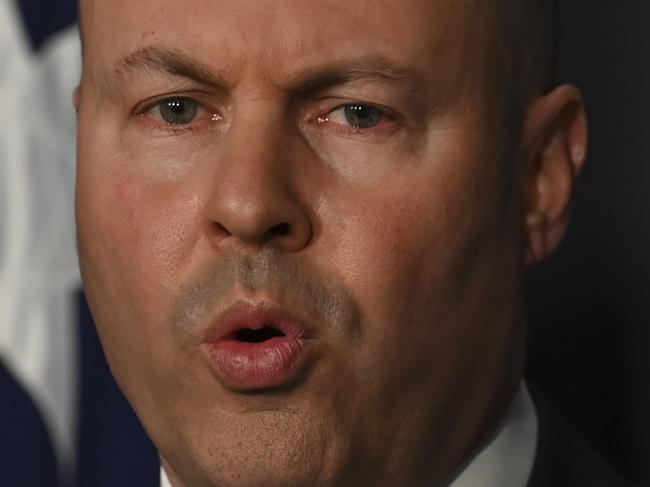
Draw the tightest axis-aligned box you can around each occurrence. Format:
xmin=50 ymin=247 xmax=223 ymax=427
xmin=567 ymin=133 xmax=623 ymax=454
xmin=75 ymin=0 xmax=585 ymax=486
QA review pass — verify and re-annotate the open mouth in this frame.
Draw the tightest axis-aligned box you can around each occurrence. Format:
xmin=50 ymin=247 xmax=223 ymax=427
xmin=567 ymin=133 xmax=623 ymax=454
xmin=233 ymin=326 xmax=286 ymax=343
xmin=202 ymin=300 xmax=311 ymax=390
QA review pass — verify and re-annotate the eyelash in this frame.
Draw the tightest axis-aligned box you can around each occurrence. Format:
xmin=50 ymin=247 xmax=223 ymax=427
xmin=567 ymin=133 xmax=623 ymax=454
xmin=137 ymin=95 xmax=222 ymax=133
xmin=315 ymin=102 xmax=397 ymax=135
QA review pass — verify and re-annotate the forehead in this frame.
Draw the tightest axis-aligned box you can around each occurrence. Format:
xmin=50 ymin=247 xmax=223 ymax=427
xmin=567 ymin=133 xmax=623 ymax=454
xmin=81 ymin=0 xmax=489 ymax=86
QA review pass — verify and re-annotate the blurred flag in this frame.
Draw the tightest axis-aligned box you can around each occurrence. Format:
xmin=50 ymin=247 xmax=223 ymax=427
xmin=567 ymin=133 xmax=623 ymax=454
xmin=0 ymin=1 xmax=158 ymax=485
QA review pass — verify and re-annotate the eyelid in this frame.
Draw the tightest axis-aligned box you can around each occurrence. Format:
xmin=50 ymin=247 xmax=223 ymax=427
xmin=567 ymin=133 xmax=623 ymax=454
xmin=135 ymin=93 xmax=223 ymax=131
xmin=327 ymin=104 xmax=387 ymax=122
xmin=138 ymin=95 xmax=198 ymax=115
xmin=314 ymin=101 xmax=398 ymax=129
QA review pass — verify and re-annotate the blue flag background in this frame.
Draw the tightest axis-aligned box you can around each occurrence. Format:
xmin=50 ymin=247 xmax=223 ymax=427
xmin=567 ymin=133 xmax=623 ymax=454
xmin=2 ymin=4 xmax=159 ymax=486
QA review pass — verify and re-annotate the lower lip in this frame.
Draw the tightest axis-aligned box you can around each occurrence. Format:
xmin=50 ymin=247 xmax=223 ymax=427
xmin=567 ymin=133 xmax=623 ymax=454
xmin=202 ymin=336 xmax=310 ymax=390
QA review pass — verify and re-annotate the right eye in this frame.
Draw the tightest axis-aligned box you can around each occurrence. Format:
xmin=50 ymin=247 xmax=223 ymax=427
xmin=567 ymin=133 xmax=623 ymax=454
xmin=140 ymin=96 xmax=223 ymax=131
xmin=148 ymin=97 xmax=201 ymax=125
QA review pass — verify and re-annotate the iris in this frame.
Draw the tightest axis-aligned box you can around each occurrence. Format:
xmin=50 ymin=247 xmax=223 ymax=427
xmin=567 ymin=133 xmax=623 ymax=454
xmin=159 ymin=98 xmax=198 ymax=125
xmin=343 ymin=104 xmax=383 ymax=129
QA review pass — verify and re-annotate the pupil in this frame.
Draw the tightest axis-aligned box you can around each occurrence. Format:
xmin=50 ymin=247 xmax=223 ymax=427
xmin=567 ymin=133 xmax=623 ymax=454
xmin=344 ymin=104 xmax=381 ymax=129
xmin=169 ymin=101 xmax=184 ymax=113
xmin=160 ymin=99 xmax=198 ymax=125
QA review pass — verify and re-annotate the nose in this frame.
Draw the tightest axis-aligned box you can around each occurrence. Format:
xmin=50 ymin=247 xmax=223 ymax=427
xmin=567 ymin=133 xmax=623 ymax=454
xmin=202 ymin=115 xmax=312 ymax=253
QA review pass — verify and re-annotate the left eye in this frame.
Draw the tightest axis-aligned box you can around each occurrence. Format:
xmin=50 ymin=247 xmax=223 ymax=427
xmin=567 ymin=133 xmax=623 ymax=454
xmin=324 ymin=104 xmax=386 ymax=129
xmin=151 ymin=98 xmax=200 ymax=125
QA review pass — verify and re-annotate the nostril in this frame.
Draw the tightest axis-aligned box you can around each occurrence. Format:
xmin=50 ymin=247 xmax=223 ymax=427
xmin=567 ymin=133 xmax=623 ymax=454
xmin=213 ymin=222 xmax=232 ymax=237
xmin=267 ymin=222 xmax=291 ymax=238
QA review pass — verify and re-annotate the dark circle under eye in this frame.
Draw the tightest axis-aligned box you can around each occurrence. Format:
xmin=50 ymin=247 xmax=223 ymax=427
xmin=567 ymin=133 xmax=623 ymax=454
xmin=159 ymin=98 xmax=199 ymax=125
xmin=343 ymin=104 xmax=383 ymax=129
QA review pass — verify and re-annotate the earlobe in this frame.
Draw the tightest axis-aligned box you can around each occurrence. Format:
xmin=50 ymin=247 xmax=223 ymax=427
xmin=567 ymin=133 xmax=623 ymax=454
xmin=521 ymin=85 xmax=588 ymax=266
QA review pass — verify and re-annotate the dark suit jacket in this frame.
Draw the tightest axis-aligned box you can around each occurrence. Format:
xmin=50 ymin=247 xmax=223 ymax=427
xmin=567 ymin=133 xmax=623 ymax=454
xmin=527 ymin=390 xmax=635 ymax=487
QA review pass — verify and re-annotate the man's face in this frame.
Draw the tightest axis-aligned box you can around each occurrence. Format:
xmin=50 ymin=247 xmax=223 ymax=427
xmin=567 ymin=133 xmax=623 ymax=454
xmin=76 ymin=1 xmax=526 ymax=485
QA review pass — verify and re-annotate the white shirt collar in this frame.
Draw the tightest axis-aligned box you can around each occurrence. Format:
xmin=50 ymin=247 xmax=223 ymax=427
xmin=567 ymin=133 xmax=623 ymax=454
xmin=160 ymin=383 xmax=537 ymax=487
xmin=447 ymin=382 xmax=538 ymax=487
xmin=160 ymin=467 xmax=172 ymax=487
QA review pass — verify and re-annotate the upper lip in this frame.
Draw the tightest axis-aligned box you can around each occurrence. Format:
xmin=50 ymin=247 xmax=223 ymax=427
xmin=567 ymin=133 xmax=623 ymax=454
xmin=202 ymin=298 xmax=312 ymax=344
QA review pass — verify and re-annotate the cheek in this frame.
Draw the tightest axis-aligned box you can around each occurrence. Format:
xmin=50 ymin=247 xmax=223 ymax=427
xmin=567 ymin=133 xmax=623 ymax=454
xmin=77 ymin=158 xmax=207 ymax=331
xmin=77 ymin=161 xmax=209 ymax=404
xmin=109 ymin=168 xmax=203 ymax=282
xmin=328 ymin=181 xmax=457 ymax=317
xmin=322 ymin=152 xmax=517 ymax=362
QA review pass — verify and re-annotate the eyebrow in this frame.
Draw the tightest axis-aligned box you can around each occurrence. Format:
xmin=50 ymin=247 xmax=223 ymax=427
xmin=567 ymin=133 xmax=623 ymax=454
xmin=102 ymin=46 xmax=425 ymax=96
xmin=104 ymin=47 xmax=227 ymax=92
xmin=287 ymin=58 xmax=426 ymax=95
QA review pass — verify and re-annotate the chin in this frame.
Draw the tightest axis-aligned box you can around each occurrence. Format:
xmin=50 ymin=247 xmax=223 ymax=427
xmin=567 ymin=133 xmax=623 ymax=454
xmin=158 ymin=409 xmax=354 ymax=487
xmin=167 ymin=450 xmax=344 ymax=487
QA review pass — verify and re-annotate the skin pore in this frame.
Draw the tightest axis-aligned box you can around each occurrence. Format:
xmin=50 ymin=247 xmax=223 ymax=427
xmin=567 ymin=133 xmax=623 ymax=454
xmin=75 ymin=1 xmax=586 ymax=486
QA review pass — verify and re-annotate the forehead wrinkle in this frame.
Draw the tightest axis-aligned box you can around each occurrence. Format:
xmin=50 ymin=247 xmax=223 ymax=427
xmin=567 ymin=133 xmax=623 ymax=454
xmin=97 ymin=46 xmax=230 ymax=98
xmin=97 ymin=41 xmax=427 ymax=100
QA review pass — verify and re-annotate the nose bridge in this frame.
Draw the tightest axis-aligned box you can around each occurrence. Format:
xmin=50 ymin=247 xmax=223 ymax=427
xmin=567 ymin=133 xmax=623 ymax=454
xmin=219 ymin=97 xmax=291 ymax=209
xmin=203 ymin=96 xmax=311 ymax=252
xmin=227 ymin=98 xmax=285 ymax=180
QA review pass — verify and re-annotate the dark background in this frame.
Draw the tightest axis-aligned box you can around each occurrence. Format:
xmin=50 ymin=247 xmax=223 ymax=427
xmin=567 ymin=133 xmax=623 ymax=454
xmin=525 ymin=1 xmax=650 ymax=482
xmin=14 ymin=0 xmax=650 ymax=483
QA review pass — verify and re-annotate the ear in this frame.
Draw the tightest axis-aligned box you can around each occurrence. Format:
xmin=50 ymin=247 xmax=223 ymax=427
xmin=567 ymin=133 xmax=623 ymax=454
xmin=520 ymin=85 xmax=588 ymax=266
